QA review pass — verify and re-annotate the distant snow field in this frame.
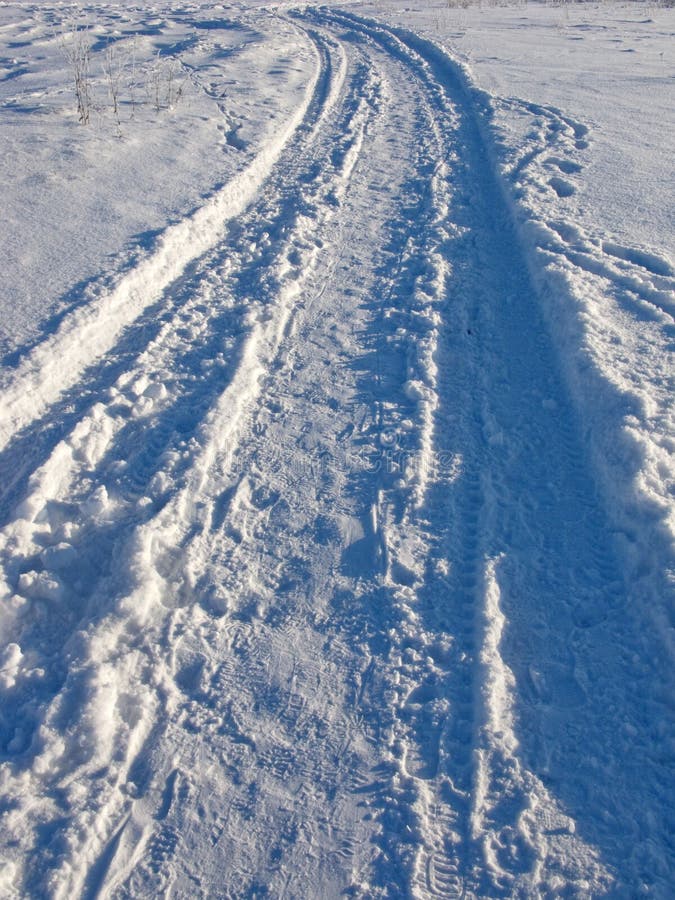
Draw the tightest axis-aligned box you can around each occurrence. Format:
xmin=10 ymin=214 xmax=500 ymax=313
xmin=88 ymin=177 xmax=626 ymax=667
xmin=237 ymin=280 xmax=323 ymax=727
xmin=0 ymin=1 xmax=673 ymax=897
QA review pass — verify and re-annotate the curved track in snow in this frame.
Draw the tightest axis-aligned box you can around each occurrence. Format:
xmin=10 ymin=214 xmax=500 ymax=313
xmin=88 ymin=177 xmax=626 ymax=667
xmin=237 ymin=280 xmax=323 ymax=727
xmin=0 ymin=8 xmax=672 ymax=899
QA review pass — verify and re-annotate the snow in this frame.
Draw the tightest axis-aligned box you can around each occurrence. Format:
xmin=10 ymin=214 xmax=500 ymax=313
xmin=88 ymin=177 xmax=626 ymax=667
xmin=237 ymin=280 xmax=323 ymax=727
xmin=0 ymin=0 xmax=673 ymax=897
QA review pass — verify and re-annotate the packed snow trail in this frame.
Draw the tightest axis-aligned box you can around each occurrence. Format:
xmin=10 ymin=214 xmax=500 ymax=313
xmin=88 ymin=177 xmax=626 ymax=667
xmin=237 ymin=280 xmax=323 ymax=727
xmin=0 ymin=6 xmax=672 ymax=899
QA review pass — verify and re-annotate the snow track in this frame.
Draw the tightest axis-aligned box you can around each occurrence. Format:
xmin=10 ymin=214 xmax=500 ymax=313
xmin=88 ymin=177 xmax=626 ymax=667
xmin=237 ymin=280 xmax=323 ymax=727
xmin=0 ymin=7 xmax=672 ymax=899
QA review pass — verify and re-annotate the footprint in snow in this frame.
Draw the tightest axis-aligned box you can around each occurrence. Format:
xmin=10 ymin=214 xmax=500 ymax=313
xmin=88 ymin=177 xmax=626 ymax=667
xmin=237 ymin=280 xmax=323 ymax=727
xmin=546 ymin=156 xmax=583 ymax=176
xmin=548 ymin=176 xmax=576 ymax=198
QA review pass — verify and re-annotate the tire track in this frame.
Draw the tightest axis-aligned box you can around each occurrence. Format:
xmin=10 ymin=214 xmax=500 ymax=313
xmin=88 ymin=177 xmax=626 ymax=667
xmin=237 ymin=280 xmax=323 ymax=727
xmin=0 ymin=19 xmax=363 ymax=897
xmin=98 ymin=46 xmax=387 ymax=897
xmin=88 ymin=22 xmax=432 ymax=897
xmin=315 ymin=9 xmax=669 ymax=897
xmin=12 ymin=23 xmax=397 ymax=900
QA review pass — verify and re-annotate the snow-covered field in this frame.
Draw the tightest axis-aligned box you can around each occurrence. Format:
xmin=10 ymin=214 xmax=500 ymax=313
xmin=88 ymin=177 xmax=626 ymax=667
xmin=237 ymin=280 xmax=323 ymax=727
xmin=0 ymin=0 xmax=673 ymax=896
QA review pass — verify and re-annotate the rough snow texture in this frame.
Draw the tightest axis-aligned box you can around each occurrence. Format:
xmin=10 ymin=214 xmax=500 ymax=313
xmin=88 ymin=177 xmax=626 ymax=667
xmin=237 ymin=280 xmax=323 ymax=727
xmin=0 ymin=2 xmax=673 ymax=898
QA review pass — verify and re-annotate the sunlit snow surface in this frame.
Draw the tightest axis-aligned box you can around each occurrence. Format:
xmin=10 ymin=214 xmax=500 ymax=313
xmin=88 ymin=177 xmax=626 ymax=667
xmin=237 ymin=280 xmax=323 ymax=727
xmin=0 ymin=1 xmax=673 ymax=897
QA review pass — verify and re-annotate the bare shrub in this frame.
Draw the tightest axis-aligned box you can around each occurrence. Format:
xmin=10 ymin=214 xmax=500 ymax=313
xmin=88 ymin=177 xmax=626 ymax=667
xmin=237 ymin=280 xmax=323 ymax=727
xmin=147 ymin=51 xmax=188 ymax=112
xmin=61 ymin=25 xmax=92 ymax=124
xmin=102 ymin=40 xmax=124 ymax=132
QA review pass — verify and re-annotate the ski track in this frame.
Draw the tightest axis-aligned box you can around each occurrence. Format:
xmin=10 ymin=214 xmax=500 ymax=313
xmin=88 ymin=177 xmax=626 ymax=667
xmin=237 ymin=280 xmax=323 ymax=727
xmin=0 ymin=6 xmax=673 ymax=899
